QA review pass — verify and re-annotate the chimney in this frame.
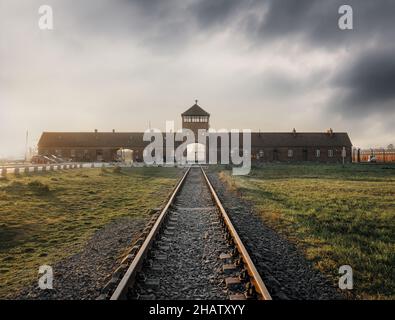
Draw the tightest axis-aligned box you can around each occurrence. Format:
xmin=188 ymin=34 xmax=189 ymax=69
xmin=112 ymin=129 xmax=115 ymax=133
xmin=94 ymin=129 xmax=98 ymax=133
xmin=327 ymin=128 xmax=333 ymax=137
xmin=292 ymin=128 xmax=296 ymax=137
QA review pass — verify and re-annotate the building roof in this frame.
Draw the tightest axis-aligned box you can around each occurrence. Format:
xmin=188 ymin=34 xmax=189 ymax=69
xmin=249 ymin=132 xmax=352 ymax=147
xmin=38 ymin=131 xmax=352 ymax=148
xmin=181 ymin=102 xmax=210 ymax=116
xmin=38 ymin=132 xmax=149 ymax=148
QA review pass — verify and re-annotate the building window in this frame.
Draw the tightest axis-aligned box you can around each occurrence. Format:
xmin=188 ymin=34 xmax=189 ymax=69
xmin=259 ymin=150 xmax=264 ymax=157
xmin=288 ymin=149 xmax=293 ymax=157
xmin=328 ymin=149 xmax=334 ymax=157
xmin=70 ymin=149 xmax=76 ymax=158
xmin=316 ymin=149 xmax=320 ymax=157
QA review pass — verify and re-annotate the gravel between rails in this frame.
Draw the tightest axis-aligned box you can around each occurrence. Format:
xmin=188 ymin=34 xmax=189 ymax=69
xmin=207 ymin=172 xmax=343 ymax=300
xmin=133 ymin=167 xmax=231 ymax=300
xmin=14 ymin=217 xmax=147 ymax=300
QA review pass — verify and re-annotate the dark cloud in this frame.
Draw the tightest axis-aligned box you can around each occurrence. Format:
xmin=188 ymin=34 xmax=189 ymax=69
xmin=332 ymin=47 xmax=395 ymax=116
xmin=252 ymin=0 xmax=395 ymax=47
xmin=255 ymin=0 xmax=339 ymax=45
xmin=50 ymin=1 xmax=395 ymax=53
xmin=189 ymin=0 xmax=244 ymax=28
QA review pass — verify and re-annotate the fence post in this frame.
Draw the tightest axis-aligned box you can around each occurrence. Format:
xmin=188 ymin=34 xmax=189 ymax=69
xmin=34 ymin=166 xmax=38 ymax=173
xmin=14 ymin=167 xmax=20 ymax=175
xmin=24 ymin=167 xmax=29 ymax=174
xmin=1 ymin=168 xmax=6 ymax=177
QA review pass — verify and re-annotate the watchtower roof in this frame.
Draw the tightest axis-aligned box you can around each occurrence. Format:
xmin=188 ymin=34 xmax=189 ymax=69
xmin=181 ymin=101 xmax=210 ymax=116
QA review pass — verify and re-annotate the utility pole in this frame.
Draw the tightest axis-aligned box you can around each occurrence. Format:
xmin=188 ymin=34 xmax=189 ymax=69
xmin=25 ymin=130 xmax=29 ymax=162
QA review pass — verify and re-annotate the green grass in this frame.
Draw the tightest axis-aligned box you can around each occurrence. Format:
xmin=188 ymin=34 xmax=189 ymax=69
xmin=216 ymin=163 xmax=395 ymax=299
xmin=0 ymin=167 xmax=181 ymax=298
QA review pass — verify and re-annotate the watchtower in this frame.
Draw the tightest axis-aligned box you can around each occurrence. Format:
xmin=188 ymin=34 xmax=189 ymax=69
xmin=181 ymin=100 xmax=210 ymax=140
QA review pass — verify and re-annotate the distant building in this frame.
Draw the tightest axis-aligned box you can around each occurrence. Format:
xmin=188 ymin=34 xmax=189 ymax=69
xmin=353 ymin=148 xmax=395 ymax=163
xmin=38 ymin=101 xmax=352 ymax=163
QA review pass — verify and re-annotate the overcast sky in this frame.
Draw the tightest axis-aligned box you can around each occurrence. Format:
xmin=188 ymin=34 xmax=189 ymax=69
xmin=1 ymin=0 xmax=394 ymax=158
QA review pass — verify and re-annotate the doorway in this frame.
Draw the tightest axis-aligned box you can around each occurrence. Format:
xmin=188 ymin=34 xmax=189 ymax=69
xmin=303 ymin=149 xmax=308 ymax=161
xmin=273 ymin=149 xmax=279 ymax=161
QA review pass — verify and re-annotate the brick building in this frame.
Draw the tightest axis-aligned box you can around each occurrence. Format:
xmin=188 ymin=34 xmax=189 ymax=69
xmin=38 ymin=102 xmax=352 ymax=163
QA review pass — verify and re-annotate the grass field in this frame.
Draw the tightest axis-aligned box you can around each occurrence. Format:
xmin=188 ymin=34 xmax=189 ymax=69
xmin=0 ymin=167 xmax=181 ymax=298
xmin=217 ymin=164 xmax=395 ymax=299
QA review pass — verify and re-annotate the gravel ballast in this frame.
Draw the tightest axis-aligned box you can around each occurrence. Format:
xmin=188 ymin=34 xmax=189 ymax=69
xmin=132 ymin=167 xmax=233 ymax=300
xmin=15 ymin=216 xmax=147 ymax=300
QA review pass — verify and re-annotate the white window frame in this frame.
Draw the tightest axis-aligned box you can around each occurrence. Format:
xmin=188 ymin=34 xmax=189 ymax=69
xmin=316 ymin=149 xmax=320 ymax=157
xmin=328 ymin=149 xmax=334 ymax=157
xmin=288 ymin=149 xmax=293 ymax=157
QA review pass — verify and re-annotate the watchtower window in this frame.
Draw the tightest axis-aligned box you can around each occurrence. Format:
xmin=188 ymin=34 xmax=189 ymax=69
xmin=183 ymin=115 xmax=208 ymax=123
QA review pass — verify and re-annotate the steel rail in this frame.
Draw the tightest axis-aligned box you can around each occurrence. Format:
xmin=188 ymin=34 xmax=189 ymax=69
xmin=110 ymin=166 xmax=191 ymax=300
xmin=201 ymin=167 xmax=272 ymax=300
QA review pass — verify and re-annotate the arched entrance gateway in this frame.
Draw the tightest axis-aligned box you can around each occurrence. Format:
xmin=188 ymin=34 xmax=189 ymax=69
xmin=186 ymin=143 xmax=206 ymax=163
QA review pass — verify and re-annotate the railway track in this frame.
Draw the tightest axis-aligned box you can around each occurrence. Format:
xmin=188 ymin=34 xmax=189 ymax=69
xmin=110 ymin=166 xmax=272 ymax=300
